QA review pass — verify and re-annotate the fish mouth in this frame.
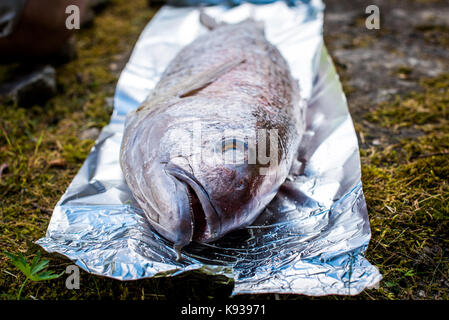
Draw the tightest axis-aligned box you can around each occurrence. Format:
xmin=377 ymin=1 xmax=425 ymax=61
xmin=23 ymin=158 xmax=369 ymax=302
xmin=165 ymin=163 xmax=221 ymax=243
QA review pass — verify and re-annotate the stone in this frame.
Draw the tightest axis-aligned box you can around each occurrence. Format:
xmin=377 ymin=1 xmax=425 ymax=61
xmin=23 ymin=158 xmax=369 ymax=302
xmin=0 ymin=65 xmax=57 ymax=108
xmin=79 ymin=127 xmax=100 ymax=141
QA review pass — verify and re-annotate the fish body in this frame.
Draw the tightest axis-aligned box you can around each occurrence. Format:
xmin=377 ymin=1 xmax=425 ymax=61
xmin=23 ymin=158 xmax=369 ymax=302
xmin=120 ymin=16 xmax=304 ymax=258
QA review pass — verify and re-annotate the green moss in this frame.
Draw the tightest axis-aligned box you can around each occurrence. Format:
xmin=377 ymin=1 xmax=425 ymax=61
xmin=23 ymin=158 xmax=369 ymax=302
xmin=415 ymin=24 xmax=449 ymax=48
xmin=367 ymin=74 xmax=448 ymax=131
xmin=358 ymin=72 xmax=449 ymax=299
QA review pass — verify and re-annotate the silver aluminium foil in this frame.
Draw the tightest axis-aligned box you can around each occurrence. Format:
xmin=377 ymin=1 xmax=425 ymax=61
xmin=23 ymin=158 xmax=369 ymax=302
xmin=37 ymin=1 xmax=382 ymax=296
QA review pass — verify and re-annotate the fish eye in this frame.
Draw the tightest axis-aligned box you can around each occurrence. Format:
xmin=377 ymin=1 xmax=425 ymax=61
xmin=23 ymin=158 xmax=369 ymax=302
xmin=218 ymin=137 xmax=248 ymax=164
xmin=221 ymin=138 xmax=248 ymax=152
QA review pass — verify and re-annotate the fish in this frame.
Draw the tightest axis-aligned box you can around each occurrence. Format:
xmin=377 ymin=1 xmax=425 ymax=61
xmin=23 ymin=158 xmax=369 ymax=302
xmin=120 ymin=12 xmax=305 ymax=260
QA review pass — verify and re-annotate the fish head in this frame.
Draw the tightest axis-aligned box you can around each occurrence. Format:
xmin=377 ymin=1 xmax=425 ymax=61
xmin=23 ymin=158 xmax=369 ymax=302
xmin=158 ymin=98 xmax=282 ymax=243
xmin=121 ymin=97 xmax=284 ymax=250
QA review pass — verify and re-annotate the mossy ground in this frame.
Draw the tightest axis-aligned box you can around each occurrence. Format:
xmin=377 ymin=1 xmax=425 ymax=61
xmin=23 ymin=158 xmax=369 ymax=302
xmin=0 ymin=0 xmax=448 ymax=300
xmin=360 ymin=74 xmax=449 ymax=299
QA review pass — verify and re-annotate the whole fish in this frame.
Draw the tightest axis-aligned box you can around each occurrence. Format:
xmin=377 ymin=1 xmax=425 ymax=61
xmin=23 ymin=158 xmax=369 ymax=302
xmin=120 ymin=13 xmax=304 ymax=260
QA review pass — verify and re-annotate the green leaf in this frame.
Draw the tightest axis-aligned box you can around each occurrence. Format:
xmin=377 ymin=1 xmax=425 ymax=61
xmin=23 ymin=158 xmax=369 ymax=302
xmin=4 ymin=251 xmax=33 ymax=278
xmin=30 ymin=251 xmax=41 ymax=270
xmin=31 ymin=259 xmax=49 ymax=276
xmin=33 ymin=270 xmax=65 ymax=281
xmin=404 ymin=269 xmax=416 ymax=277
xmin=3 ymin=251 xmax=63 ymax=282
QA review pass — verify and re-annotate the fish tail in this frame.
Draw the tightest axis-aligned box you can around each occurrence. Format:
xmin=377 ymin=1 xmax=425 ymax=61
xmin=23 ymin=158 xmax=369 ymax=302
xmin=199 ymin=9 xmax=264 ymax=33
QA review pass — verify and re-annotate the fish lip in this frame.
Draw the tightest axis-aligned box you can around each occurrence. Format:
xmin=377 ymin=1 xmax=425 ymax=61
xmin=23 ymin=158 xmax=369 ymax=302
xmin=165 ymin=162 xmax=221 ymax=242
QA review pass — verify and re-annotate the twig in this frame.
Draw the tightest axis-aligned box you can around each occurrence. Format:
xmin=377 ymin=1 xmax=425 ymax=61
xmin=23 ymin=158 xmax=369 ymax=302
xmin=411 ymin=151 xmax=449 ymax=159
xmin=3 ymin=270 xmax=17 ymax=278
xmin=31 ymin=203 xmax=53 ymax=214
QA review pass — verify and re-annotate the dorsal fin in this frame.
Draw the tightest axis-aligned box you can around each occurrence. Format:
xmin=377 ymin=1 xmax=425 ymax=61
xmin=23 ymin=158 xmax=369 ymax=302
xmin=136 ymin=57 xmax=245 ymax=113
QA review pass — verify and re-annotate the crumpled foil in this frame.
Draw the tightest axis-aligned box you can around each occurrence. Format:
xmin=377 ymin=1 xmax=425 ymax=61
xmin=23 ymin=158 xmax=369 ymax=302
xmin=37 ymin=1 xmax=382 ymax=296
